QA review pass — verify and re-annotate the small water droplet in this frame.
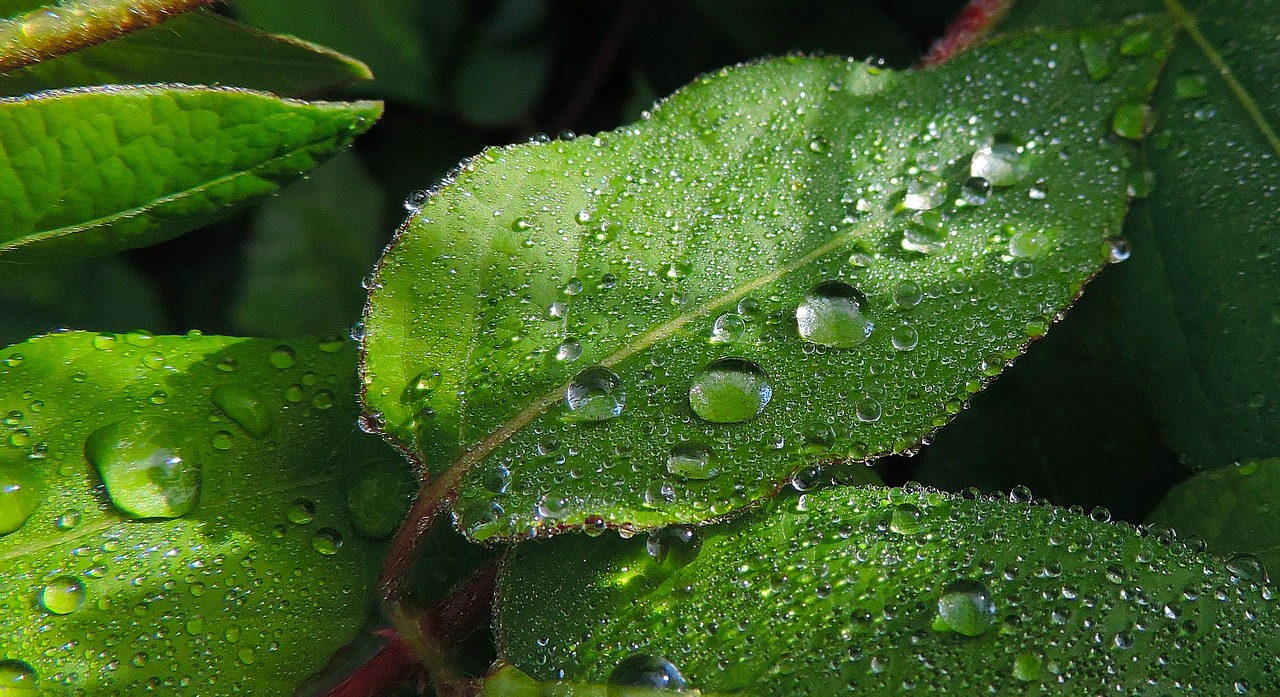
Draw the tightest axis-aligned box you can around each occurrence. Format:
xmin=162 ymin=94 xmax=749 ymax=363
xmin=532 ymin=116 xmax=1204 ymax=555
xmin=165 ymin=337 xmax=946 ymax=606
xmin=607 ymin=655 xmax=688 ymax=694
xmin=565 ymin=367 xmax=626 ymax=422
xmin=40 ymin=576 xmax=86 ymax=614
xmin=970 ymin=142 xmax=1029 ymax=186
xmin=1112 ymin=101 xmax=1152 ymax=140
xmin=212 ymin=385 xmax=273 ymax=439
xmin=903 ymin=173 xmax=946 ymax=210
xmin=536 ymin=491 xmax=571 ymax=520
xmin=934 ymin=578 xmax=997 ymax=636
xmin=688 ymin=358 xmax=772 ymax=423
xmin=404 ymin=189 xmax=429 ymax=211
xmin=889 ymin=502 xmax=922 ymax=534
xmin=563 ymin=278 xmax=584 ymax=296
xmin=891 ymin=325 xmax=919 ymax=351
xmin=1012 ymin=650 xmax=1042 ymax=681
xmin=55 ymin=510 xmax=81 ymax=530
xmin=554 ymin=339 xmax=582 ymax=363
xmin=1 ymin=352 xmax=23 ymax=368
xmin=483 ymin=465 xmax=511 ymax=494
xmin=855 ymin=398 xmax=881 ymax=423
xmin=957 ymin=176 xmax=991 ymax=206
xmin=92 ymin=333 xmax=117 ymax=351
xmin=311 ymin=527 xmax=342 ymax=555
xmin=1008 ymin=228 xmax=1054 ymax=259
xmin=511 ymin=217 xmax=533 ymax=232
xmin=892 ymin=280 xmax=922 ymax=309
xmin=1175 ymin=73 xmax=1208 ymax=100
xmin=709 ymin=313 xmax=745 ymax=344
xmin=286 ymin=499 xmax=316 ymax=525
xmin=123 ymin=329 xmax=154 ymax=347
xmin=646 ymin=526 xmax=700 ymax=567
xmin=317 ymin=336 xmax=345 ymax=353
xmin=311 ymin=389 xmax=335 ymax=410
xmin=0 ymin=465 xmax=40 ymax=535
xmin=211 ymin=431 xmax=234 ymax=451
xmin=796 ymin=280 xmax=873 ymax=348
xmin=268 ymin=345 xmax=296 ymax=370
xmin=643 ymin=480 xmax=677 ymax=508
xmin=666 ymin=441 xmax=717 ymax=480
xmin=85 ymin=419 xmax=200 ymax=519
xmin=1105 ymin=236 xmax=1131 ymax=263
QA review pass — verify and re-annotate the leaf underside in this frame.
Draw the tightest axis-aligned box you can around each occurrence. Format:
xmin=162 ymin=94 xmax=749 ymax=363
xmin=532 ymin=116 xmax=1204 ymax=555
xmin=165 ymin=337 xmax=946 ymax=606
xmin=361 ymin=19 xmax=1171 ymax=542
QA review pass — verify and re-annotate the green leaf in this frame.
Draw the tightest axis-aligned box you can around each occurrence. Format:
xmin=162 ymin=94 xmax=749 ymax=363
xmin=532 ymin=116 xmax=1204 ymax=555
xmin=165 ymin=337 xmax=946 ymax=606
xmin=496 ymin=485 xmax=1280 ymax=693
xmin=1146 ymin=458 xmax=1280 ymax=573
xmin=0 ymin=332 xmax=415 ymax=694
xmin=998 ymin=0 xmax=1280 ymax=469
xmin=0 ymin=11 xmax=373 ymax=98
xmin=0 ymin=86 xmax=381 ymax=262
xmin=362 ymin=21 xmax=1171 ymax=541
xmin=230 ymin=151 xmax=387 ymax=338
xmin=0 ymin=0 xmax=212 ymax=71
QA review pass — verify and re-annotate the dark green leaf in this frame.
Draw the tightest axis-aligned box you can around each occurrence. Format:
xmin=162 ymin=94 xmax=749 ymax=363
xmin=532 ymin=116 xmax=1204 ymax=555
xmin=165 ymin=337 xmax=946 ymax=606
xmin=362 ymin=21 xmax=1170 ymax=541
xmin=451 ymin=0 xmax=552 ymax=127
xmin=496 ymin=485 xmax=1280 ymax=693
xmin=0 ymin=332 xmax=415 ymax=694
xmin=999 ymin=0 xmax=1280 ymax=469
xmin=0 ymin=0 xmax=212 ymax=71
xmin=0 ymin=11 xmax=372 ymax=98
xmin=0 ymin=86 xmax=381 ymax=262
xmin=230 ymin=151 xmax=387 ymax=338
xmin=1146 ymin=458 xmax=1280 ymax=573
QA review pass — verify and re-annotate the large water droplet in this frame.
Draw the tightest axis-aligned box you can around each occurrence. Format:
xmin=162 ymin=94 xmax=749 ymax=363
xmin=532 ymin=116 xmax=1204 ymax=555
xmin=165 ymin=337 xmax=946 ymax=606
xmin=646 ymin=526 xmax=701 ymax=567
xmin=268 ymin=344 xmax=297 ymax=370
xmin=40 ymin=576 xmax=86 ymax=614
xmin=311 ymin=527 xmax=343 ymax=555
xmin=0 ymin=659 xmax=37 ymax=695
xmin=1112 ymin=101 xmax=1152 ymax=140
xmin=212 ymin=385 xmax=273 ymax=439
xmin=0 ymin=465 xmax=40 ymax=535
xmin=688 ymin=358 xmax=772 ymax=423
xmin=565 ymin=367 xmax=626 ymax=422
xmin=934 ymin=578 xmax=997 ymax=636
xmin=795 ymin=281 xmax=873 ymax=348
xmin=666 ymin=441 xmax=717 ymax=480
xmin=957 ymin=176 xmax=991 ymax=206
xmin=1008 ymin=228 xmax=1055 ymax=259
xmin=607 ymin=655 xmax=688 ymax=694
xmin=709 ymin=313 xmax=745 ymax=344
xmin=903 ymin=173 xmax=946 ymax=210
xmin=1227 ymin=554 xmax=1268 ymax=583
xmin=1078 ymin=28 xmax=1116 ymax=81
xmin=970 ymin=142 xmax=1029 ymax=186
xmin=85 ymin=419 xmax=200 ymax=519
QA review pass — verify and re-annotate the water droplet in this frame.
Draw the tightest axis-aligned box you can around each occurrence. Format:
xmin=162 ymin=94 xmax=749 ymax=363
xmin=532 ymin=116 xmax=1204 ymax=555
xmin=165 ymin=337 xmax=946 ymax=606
xmin=709 ymin=313 xmax=745 ymax=344
xmin=1012 ymin=650 xmax=1042 ymax=681
xmin=1089 ymin=506 xmax=1112 ymax=523
xmin=1226 ymin=554 xmax=1268 ymax=583
xmin=536 ymin=491 xmax=570 ymax=519
xmin=891 ymin=325 xmax=919 ymax=351
xmin=1175 ymin=73 xmax=1208 ymax=100
xmin=211 ymin=431 xmax=234 ymax=451
xmin=957 ymin=176 xmax=991 ymax=206
xmin=1112 ymin=101 xmax=1152 ymax=140
xmin=646 ymin=526 xmax=700 ymax=567
xmin=311 ymin=389 xmax=335 ymax=410
xmin=574 ymin=210 xmax=592 ymax=225
xmin=311 ymin=527 xmax=342 ymax=555
xmin=663 ymin=261 xmax=691 ymax=281
xmin=284 ymin=385 xmax=304 ymax=403
xmin=91 ymin=333 xmax=117 ymax=350
xmin=317 ymin=336 xmax=345 ymax=353
xmin=85 ymin=419 xmax=200 ymax=519
xmin=0 ymin=465 xmax=40 ymax=535
xmin=1 ymin=352 xmax=23 ymax=368
xmin=970 ymin=142 xmax=1029 ymax=186
xmin=1119 ymin=29 xmax=1152 ymax=56
xmin=565 ymin=367 xmax=626 ymax=422
xmin=563 ymin=278 xmax=584 ymax=296
xmin=855 ymin=398 xmax=881 ymax=423
xmin=483 ymin=465 xmax=511 ymax=494
xmin=903 ymin=173 xmax=946 ymax=210
xmin=643 ymin=480 xmax=677 ymax=508
xmin=1008 ymin=228 xmax=1054 ymax=259
xmin=1078 ymin=28 xmax=1116 ymax=81
xmin=511 ymin=217 xmax=533 ymax=232
xmin=55 ymin=510 xmax=80 ymax=530
xmin=404 ymin=189 xmax=428 ymax=211
xmin=212 ymin=385 xmax=273 ymax=439
xmin=796 ymin=281 xmax=873 ymax=348
xmin=892 ymin=280 xmax=922 ymax=309
xmin=123 ymin=329 xmax=154 ymax=347
xmin=688 ymin=358 xmax=772 ymax=423
xmin=40 ymin=576 xmax=86 ymax=614
xmin=607 ymin=655 xmax=687 ymax=693
xmin=1105 ymin=236 xmax=1131 ymax=263
xmin=401 ymin=371 xmax=442 ymax=408
xmin=268 ymin=345 xmax=296 ymax=370
xmin=934 ymin=578 xmax=997 ymax=636
xmin=889 ymin=502 xmax=922 ymax=534
xmin=554 ymin=339 xmax=582 ymax=363
xmin=286 ymin=499 xmax=316 ymax=525
xmin=0 ymin=659 xmax=37 ymax=694
xmin=666 ymin=441 xmax=717 ymax=480
xmin=901 ymin=217 xmax=948 ymax=254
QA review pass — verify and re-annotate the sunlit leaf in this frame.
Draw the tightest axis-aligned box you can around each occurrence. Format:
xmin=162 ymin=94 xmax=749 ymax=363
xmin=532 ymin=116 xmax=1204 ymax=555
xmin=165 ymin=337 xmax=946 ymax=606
xmin=0 ymin=0 xmax=211 ymax=71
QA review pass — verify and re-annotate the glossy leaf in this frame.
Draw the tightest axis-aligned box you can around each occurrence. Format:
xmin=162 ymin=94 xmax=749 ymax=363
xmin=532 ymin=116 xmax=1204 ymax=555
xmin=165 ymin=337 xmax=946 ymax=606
xmin=362 ymin=20 xmax=1170 ymax=541
xmin=0 ymin=0 xmax=211 ymax=71
xmin=1000 ymin=0 xmax=1280 ymax=469
xmin=1146 ymin=458 xmax=1280 ymax=573
xmin=497 ymin=485 xmax=1280 ymax=694
xmin=0 ymin=86 xmax=381 ymax=262
xmin=0 ymin=332 xmax=415 ymax=695
xmin=0 ymin=11 xmax=373 ymax=98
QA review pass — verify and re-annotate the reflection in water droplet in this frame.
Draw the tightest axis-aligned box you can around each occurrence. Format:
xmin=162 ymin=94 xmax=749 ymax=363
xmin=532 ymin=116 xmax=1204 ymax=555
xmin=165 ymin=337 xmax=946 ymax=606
xmin=607 ymin=654 xmax=688 ymax=694
xmin=796 ymin=281 xmax=873 ymax=348
xmin=312 ymin=527 xmax=342 ymax=555
xmin=903 ymin=173 xmax=946 ymax=210
xmin=709 ymin=313 xmax=745 ymax=344
xmin=0 ymin=659 xmax=37 ymax=694
xmin=565 ymin=367 xmax=626 ymax=422
xmin=646 ymin=526 xmax=700 ymax=567
xmin=958 ymin=176 xmax=991 ymax=206
xmin=85 ymin=419 xmax=200 ymax=519
xmin=970 ymin=142 xmax=1029 ymax=186
xmin=666 ymin=441 xmax=717 ymax=480
xmin=643 ymin=480 xmax=677 ymax=508
xmin=1105 ymin=236 xmax=1131 ymax=263
xmin=0 ymin=465 xmax=40 ymax=535
xmin=286 ymin=499 xmax=316 ymax=525
xmin=935 ymin=578 xmax=997 ymax=636
xmin=891 ymin=325 xmax=919 ymax=351
xmin=483 ymin=465 xmax=512 ymax=494
xmin=1227 ymin=554 xmax=1268 ymax=583
xmin=689 ymin=358 xmax=772 ymax=423
xmin=55 ymin=510 xmax=81 ymax=531
xmin=855 ymin=398 xmax=881 ymax=423
xmin=892 ymin=280 xmax=922 ymax=309
xmin=212 ymin=385 xmax=273 ymax=439
xmin=537 ymin=491 xmax=570 ymax=520
xmin=40 ymin=576 xmax=86 ymax=614
xmin=554 ymin=340 xmax=582 ymax=363
xmin=889 ymin=502 xmax=922 ymax=534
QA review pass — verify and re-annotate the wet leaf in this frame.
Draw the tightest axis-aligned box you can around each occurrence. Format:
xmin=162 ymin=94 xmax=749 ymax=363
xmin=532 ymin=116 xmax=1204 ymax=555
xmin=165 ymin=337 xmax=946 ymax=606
xmin=1000 ymin=0 xmax=1280 ymax=469
xmin=496 ymin=485 xmax=1280 ymax=694
xmin=1146 ymin=458 xmax=1280 ymax=573
xmin=0 ymin=11 xmax=373 ymax=98
xmin=0 ymin=332 xmax=415 ymax=695
xmin=0 ymin=0 xmax=211 ymax=71
xmin=0 ymin=86 xmax=381 ymax=262
xmin=362 ymin=20 xmax=1171 ymax=541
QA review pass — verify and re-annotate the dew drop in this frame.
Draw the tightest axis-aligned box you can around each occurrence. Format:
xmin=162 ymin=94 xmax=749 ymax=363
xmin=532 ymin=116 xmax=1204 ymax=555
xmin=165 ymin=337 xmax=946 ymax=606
xmin=1112 ymin=101 xmax=1152 ymax=140
xmin=891 ymin=325 xmax=919 ymax=351
xmin=554 ymin=339 xmax=582 ymax=363
xmin=934 ymin=578 xmax=997 ymax=636
xmin=55 ymin=510 xmax=80 ymax=531
xmin=970 ymin=142 xmax=1029 ymax=186
xmin=483 ymin=465 xmax=511 ymax=494
xmin=40 ymin=576 xmax=86 ymax=615
xmin=1175 ymin=73 xmax=1208 ymax=100
xmin=401 ymin=371 xmax=442 ymax=408
xmin=646 ymin=526 xmax=701 ymax=567
xmin=1105 ymin=236 xmax=1131 ymax=263
xmin=536 ymin=491 xmax=570 ymax=520
xmin=643 ymin=480 xmax=677 ymax=508
xmin=311 ymin=389 xmax=335 ymax=410
xmin=1078 ymin=28 xmax=1116 ymax=81
xmin=1008 ymin=228 xmax=1054 ymax=259
xmin=855 ymin=398 xmax=881 ymax=423
xmin=688 ymin=358 xmax=772 ymax=423
xmin=796 ymin=280 xmax=873 ymax=348
xmin=404 ymin=189 xmax=428 ymax=211
xmin=1012 ymin=650 xmax=1042 ymax=681
xmin=211 ymin=431 xmax=234 ymax=451
xmin=709 ymin=313 xmax=745 ymax=344
xmin=903 ymin=173 xmax=946 ymax=210
xmin=91 ymin=333 xmax=117 ymax=351
xmin=286 ymin=498 xmax=316 ymax=525
xmin=1226 ymin=554 xmax=1268 ymax=583
xmin=892 ymin=280 xmax=922 ymax=309
xmin=0 ymin=465 xmax=40 ymax=535
xmin=666 ymin=441 xmax=717 ymax=480
xmin=85 ymin=419 xmax=199 ymax=519
xmin=511 ymin=217 xmax=533 ymax=232
xmin=212 ymin=385 xmax=273 ymax=439
xmin=565 ymin=367 xmax=626 ymax=422
xmin=889 ymin=502 xmax=922 ymax=534
xmin=957 ymin=176 xmax=991 ymax=206
xmin=311 ymin=527 xmax=342 ymax=555
xmin=0 ymin=659 xmax=37 ymax=694
xmin=607 ymin=655 xmax=688 ymax=694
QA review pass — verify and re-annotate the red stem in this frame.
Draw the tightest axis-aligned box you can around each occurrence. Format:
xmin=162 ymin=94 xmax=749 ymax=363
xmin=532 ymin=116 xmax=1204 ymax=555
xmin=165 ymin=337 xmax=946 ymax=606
xmin=920 ymin=0 xmax=1016 ymax=67
xmin=321 ymin=633 xmax=420 ymax=697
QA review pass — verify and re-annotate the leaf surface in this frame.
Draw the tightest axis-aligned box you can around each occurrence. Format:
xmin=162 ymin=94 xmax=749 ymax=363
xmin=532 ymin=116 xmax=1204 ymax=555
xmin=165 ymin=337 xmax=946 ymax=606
xmin=363 ymin=21 xmax=1170 ymax=541
xmin=0 ymin=0 xmax=211 ymax=71
xmin=496 ymin=485 xmax=1280 ymax=694
xmin=0 ymin=85 xmax=381 ymax=262
xmin=0 ymin=332 xmax=415 ymax=695
xmin=1146 ymin=458 xmax=1280 ymax=573
xmin=999 ymin=0 xmax=1280 ymax=469
xmin=0 ymin=11 xmax=372 ymax=98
